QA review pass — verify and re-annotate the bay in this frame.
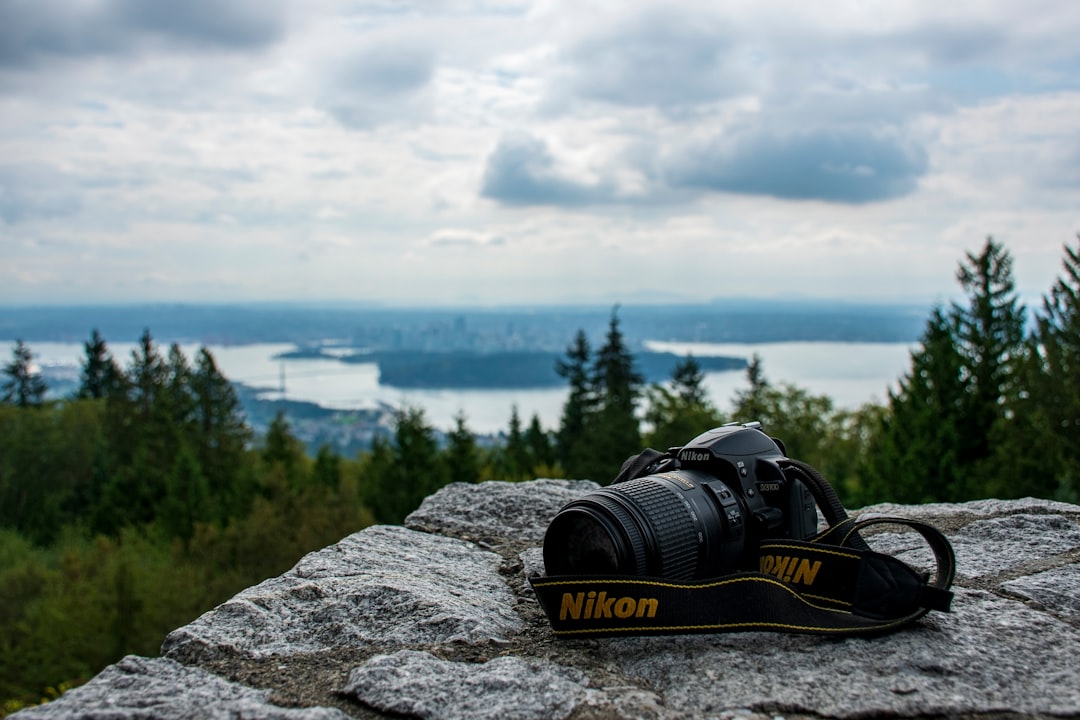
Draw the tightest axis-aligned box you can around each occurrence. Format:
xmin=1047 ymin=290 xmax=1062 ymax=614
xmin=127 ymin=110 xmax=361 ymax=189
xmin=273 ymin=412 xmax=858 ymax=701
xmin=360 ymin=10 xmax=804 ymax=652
xmin=6 ymin=339 xmax=914 ymax=434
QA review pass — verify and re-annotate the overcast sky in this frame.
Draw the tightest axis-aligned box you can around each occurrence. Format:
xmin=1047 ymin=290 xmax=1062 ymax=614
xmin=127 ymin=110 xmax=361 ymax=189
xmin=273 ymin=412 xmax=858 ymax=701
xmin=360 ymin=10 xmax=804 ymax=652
xmin=2 ymin=0 xmax=1078 ymax=307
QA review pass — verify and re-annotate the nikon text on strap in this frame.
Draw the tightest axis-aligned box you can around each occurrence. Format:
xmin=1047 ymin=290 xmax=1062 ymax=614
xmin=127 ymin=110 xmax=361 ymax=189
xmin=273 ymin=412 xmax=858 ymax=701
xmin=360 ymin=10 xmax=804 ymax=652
xmin=530 ymin=514 xmax=955 ymax=637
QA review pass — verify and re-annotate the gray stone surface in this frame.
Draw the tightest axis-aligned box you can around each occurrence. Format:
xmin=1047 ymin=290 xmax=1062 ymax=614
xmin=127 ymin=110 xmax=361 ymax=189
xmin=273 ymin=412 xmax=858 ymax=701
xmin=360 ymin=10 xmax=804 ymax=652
xmin=10 ymin=655 xmax=348 ymax=719
xmin=404 ymin=478 xmax=600 ymax=544
xmin=17 ymin=480 xmax=1080 ymax=719
xmin=341 ymin=650 xmax=588 ymax=720
xmin=161 ymin=525 xmax=523 ymax=661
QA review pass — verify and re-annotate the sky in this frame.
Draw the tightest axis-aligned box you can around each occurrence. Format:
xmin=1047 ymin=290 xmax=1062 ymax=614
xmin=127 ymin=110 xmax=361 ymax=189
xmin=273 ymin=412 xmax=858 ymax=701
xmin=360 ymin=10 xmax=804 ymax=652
xmin=1 ymin=0 xmax=1078 ymax=308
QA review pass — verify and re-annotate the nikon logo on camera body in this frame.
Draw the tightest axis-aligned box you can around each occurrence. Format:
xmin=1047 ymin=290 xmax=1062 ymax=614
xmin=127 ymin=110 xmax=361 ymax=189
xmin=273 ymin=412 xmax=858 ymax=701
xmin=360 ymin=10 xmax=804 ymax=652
xmin=760 ymin=554 xmax=822 ymax=586
xmin=679 ymin=450 xmax=711 ymax=462
xmin=559 ymin=591 xmax=659 ymax=621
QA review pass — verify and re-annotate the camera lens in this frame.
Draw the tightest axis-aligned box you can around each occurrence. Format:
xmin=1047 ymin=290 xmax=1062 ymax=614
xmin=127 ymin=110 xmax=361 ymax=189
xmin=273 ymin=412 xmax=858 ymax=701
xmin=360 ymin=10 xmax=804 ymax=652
xmin=544 ymin=472 xmax=744 ymax=581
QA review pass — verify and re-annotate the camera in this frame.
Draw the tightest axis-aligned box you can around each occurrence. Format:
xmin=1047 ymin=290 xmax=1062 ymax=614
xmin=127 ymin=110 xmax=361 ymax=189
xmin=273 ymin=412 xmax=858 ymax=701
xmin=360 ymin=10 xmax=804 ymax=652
xmin=543 ymin=422 xmax=819 ymax=581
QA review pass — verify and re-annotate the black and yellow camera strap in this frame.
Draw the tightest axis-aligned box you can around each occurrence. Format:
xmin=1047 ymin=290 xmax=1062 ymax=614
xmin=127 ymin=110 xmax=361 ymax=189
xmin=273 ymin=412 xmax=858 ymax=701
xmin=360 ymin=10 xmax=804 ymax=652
xmin=529 ymin=515 xmax=956 ymax=637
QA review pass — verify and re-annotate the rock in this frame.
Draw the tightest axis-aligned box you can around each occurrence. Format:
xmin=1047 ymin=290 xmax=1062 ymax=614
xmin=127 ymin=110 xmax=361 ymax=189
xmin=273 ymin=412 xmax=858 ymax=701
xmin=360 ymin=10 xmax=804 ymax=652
xmin=8 ymin=655 xmax=348 ymax=719
xmin=341 ymin=650 xmax=587 ymax=720
xmin=404 ymin=478 xmax=599 ymax=545
xmin=161 ymin=525 xmax=523 ymax=662
xmin=15 ymin=480 xmax=1080 ymax=719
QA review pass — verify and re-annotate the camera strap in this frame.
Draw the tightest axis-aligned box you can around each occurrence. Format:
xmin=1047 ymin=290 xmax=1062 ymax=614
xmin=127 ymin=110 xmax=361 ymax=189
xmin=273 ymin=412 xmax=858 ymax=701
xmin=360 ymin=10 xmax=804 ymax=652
xmin=529 ymin=515 xmax=955 ymax=637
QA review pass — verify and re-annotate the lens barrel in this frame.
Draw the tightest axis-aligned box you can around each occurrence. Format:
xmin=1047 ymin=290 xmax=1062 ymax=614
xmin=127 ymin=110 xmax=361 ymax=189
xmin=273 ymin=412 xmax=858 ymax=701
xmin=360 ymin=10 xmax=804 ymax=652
xmin=543 ymin=470 xmax=746 ymax=581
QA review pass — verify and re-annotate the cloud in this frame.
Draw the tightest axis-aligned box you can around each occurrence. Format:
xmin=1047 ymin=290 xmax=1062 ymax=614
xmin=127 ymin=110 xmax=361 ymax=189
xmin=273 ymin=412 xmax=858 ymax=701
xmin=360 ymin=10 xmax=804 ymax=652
xmin=318 ymin=42 xmax=437 ymax=129
xmin=555 ymin=8 xmax=746 ymax=108
xmin=480 ymin=134 xmax=619 ymax=206
xmin=0 ymin=0 xmax=286 ymax=70
xmin=426 ymin=229 xmax=506 ymax=247
xmin=0 ymin=164 xmax=82 ymax=224
xmin=662 ymin=127 xmax=929 ymax=204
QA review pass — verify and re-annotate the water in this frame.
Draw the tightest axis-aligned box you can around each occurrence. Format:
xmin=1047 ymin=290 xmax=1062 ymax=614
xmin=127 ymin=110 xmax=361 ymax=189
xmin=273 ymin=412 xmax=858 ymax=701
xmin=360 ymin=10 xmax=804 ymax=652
xmin=5 ymin=340 xmax=914 ymax=434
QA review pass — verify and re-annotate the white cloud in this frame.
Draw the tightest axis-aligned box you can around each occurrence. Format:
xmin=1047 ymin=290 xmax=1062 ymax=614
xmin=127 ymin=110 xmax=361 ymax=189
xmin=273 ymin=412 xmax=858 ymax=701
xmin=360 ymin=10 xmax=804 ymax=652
xmin=1 ymin=0 xmax=1079 ymax=306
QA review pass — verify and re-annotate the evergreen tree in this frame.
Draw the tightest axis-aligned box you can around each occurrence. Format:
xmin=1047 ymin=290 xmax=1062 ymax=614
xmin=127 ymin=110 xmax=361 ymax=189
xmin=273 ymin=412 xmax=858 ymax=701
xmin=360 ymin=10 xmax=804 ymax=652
xmin=951 ymin=237 xmax=1028 ymax=493
xmin=190 ymin=348 xmax=252 ymax=518
xmin=368 ymin=406 xmax=447 ymax=523
xmin=862 ymin=307 xmax=965 ymax=503
xmin=262 ymin=411 xmax=305 ymax=492
xmin=731 ymin=353 xmax=768 ymax=422
xmin=2 ymin=340 xmax=47 ymax=407
xmin=444 ymin=411 xmax=481 ymax=485
xmin=78 ymin=329 xmax=122 ymax=400
xmin=160 ymin=445 xmax=209 ymax=547
xmin=865 ymin=238 xmax=1027 ymax=503
xmin=1000 ymin=237 xmax=1080 ymax=500
xmin=581 ymin=307 xmax=644 ymax=483
xmin=311 ymin=445 xmax=342 ymax=490
xmin=524 ymin=413 xmax=556 ymax=474
xmin=129 ymin=329 xmax=167 ymax=422
xmin=555 ymin=329 xmax=594 ymax=478
xmin=505 ymin=405 xmax=531 ymax=480
xmin=644 ymin=355 xmax=722 ymax=451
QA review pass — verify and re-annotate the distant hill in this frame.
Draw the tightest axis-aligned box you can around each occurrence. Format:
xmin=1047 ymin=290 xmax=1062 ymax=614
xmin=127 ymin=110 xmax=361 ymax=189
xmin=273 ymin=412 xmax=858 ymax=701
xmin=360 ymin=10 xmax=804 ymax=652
xmin=340 ymin=350 xmax=747 ymax=389
xmin=0 ymin=301 xmax=927 ymax=348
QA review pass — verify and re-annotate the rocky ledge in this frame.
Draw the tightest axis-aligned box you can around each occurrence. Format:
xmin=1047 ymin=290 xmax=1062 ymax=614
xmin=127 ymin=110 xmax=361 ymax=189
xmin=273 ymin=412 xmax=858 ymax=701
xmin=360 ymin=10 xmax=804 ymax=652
xmin=13 ymin=480 xmax=1080 ymax=719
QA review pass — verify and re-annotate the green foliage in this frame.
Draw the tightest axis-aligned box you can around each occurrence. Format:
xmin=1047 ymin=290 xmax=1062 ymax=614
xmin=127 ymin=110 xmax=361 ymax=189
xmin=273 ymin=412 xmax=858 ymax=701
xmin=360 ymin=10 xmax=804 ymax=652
xmin=361 ymin=406 xmax=448 ymax=524
xmin=444 ymin=412 xmax=482 ymax=485
xmin=862 ymin=238 xmax=1033 ymax=503
xmin=0 ymin=329 xmax=378 ymax=709
xmin=555 ymin=307 xmax=644 ymax=483
xmin=644 ymin=355 xmax=723 ymax=451
xmin=555 ymin=329 xmax=594 ymax=476
xmin=2 ymin=340 xmax=47 ymax=408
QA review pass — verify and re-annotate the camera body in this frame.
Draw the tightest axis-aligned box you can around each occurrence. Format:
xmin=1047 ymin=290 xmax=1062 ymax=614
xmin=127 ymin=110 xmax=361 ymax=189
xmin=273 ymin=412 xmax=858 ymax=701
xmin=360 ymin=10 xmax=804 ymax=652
xmin=543 ymin=422 xmax=818 ymax=581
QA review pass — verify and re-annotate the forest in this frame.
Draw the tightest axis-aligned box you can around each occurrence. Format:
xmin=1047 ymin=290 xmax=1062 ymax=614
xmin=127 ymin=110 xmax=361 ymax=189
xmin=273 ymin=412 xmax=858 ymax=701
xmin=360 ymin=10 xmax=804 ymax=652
xmin=1 ymin=236 xmax=1078 ymax=715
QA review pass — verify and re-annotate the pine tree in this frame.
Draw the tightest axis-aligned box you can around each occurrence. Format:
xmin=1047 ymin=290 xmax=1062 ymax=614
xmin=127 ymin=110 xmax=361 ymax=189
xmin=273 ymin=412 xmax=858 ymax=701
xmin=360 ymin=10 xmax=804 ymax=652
xmin=524 ymin=413 xmax=556 ymax=473
xmin=951 ymin=237 xmax=1028 ymax=491
xmin=731 ymin=353 xmax=768 ymax=423
xmin=190 ymin=348 xmax=252 ymax=517
xmin=644 ymin=355 xmax=722 ymax=451
xmin=160 ymin=445 xmax=209 ymax=547
xmin=865 ymin=238 xmax=1028 ymax=502
xmin=366 ymin=406 xmax=448 ymax=523
xmin=311 ymin=445 xmax=342 ymax=490
xmin=78 ymin=329 xmax=122 ymax=400
xmin=262 ymin=411 xmax=305 ymax=492
xmin=1004 ymin=237 xmax=1080 ymax=500
xmin=505 ymin=405 xmax=531 ymax=480
xmin=555 ymin=329 xmax=594 ymax=478
xmin=2 ymin=340 xmax=47 ymax=407
xmin=862 ymin=307 xmax=964 ymax=503
xmin=581 ymin=307 xmax=644 ymax=483
xmin=443 ymin=411 xmax=481 ymax=485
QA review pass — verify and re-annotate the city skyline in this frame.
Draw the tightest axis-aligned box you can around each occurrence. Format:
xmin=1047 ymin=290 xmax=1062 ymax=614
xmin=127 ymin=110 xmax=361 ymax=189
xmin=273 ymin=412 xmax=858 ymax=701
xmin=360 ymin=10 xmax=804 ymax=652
xmin=2 ymin=1 xmax=1078 ymax=307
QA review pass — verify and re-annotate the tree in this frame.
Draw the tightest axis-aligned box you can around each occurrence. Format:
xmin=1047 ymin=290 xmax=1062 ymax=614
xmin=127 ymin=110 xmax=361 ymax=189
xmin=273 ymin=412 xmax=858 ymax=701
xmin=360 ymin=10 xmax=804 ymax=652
xmin=524 ymin=413 xmax=556 ymax=475
xmin=443 ymin=411 xmax=481 ymax=485
xmin=951 ymin=237 xmax=1028 ymax=492
xmin=862 ymin=307 xmax=965 ymax=503
xmin=78 ymin=329 xmax=122 ymax=400
xmin=504 ymin=405 xmax=531 ymax=480
xmin=262 ymin=411 xmax=306 ymax=492
xmin=311 ymin=445 xmax=342 ymax=490
xmin=580 ymin=307 xmax=645 ymax=483
xmin=160 ymin=446 xmax=209 ymax=547
xmin=190 ymin=348 xmax=252 ymax=518
xmin=644 ymin=355 xmax=722 ymax=451
xmin=2 ymin=340 xmax=47 ymax=408
xmin=864 ymin=238 xmax=1028 ymax=503
xmin=367 ymin=406 xmax=447 ymax=524
xmin=555 ymin=329 xmax=594 ymax=478
xmin=997 ymin=237 xmax=1080 ymax=500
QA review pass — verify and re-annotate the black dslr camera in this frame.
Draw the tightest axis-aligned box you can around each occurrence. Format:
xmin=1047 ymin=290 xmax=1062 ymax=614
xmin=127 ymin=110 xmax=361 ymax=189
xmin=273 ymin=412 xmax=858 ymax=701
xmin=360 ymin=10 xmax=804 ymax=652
xmin=543 ymin=422 xmax=819 ymax=581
